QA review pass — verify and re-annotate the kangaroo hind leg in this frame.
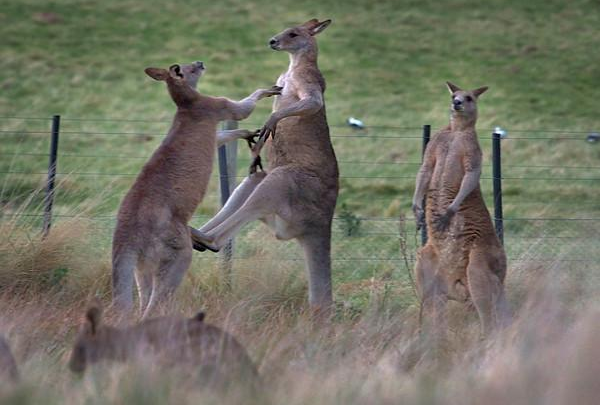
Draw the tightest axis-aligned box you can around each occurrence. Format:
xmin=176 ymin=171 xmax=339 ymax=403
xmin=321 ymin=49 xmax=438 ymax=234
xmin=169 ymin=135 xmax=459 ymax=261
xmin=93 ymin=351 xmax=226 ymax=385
xmin=467 ymin=250 xmax=510 ymax=336
xmin=142 ymin=246 xmax=192 ymax=319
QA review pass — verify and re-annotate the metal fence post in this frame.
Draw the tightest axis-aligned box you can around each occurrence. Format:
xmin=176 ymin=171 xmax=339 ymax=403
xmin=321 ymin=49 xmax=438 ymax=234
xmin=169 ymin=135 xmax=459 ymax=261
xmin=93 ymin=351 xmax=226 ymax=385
xmin=492 ymin=131 xmax=504 ymax=245
xmin=217 ymin=120 xmax=238 ymax=281
xmin=420 ymin=124 xmax=431 ymax=246
xmin=42 ymin=115 xmax=60 ymax=238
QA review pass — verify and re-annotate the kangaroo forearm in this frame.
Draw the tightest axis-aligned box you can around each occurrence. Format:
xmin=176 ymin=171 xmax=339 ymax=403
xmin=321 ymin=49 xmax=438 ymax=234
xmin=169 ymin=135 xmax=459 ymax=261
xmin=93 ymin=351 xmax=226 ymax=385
xmin=274 ymin=97 xmax=323 ymax=121
xmin=216 ymin=129 xmax=249 ymax=147
xmin=450 ymin=170 xmax=481 ymax=210
xmin=413 ymin=168 xmax=432 ymax=207
xmin=226 ymin=98 xmax=257 ymax=121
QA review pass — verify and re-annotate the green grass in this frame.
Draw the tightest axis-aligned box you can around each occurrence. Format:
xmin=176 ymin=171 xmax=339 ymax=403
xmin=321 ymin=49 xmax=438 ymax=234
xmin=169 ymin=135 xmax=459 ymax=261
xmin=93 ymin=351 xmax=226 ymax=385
xmin=1 ymin=0 xmax=599 ymax=300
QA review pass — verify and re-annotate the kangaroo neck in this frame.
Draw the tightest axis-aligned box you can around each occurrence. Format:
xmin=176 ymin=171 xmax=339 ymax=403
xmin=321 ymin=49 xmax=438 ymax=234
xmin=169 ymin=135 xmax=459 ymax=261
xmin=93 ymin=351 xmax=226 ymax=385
xmin=450 ymin=113 xmax=477 ymax=132
xmin=288 ymin=48 xmax=318 ymax=71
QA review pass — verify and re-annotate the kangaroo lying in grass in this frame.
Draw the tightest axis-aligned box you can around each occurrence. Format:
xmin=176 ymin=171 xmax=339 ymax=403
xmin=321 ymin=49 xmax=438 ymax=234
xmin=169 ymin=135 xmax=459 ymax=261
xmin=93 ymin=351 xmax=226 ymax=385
xmin=0 ymin=335 xmax=19 ymax=384
xmin=112 ymin=60 xmax=280 ymax=318
xmin=412 ymin=82 xmax=510 ymax=339
xmin=68 ymin=304 xmax=258 ymax=385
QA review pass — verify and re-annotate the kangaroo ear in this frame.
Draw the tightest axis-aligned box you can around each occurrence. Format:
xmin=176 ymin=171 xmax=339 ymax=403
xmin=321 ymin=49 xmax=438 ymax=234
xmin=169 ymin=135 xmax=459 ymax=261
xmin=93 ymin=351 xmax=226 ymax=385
xmin=472 ymin=86 xmax=489 ymax=98
xmin=145 ymin=67 xmax=169 ymax=81
xmin=446 ymin=81 xmax=462 ymax=94
xmin=169 ymin=64 xmax=183 ymax=79
xmin=85 ymin=305 xmax=103 ymax=335
xmin=307 ymin=19 xmax=331 ymax=36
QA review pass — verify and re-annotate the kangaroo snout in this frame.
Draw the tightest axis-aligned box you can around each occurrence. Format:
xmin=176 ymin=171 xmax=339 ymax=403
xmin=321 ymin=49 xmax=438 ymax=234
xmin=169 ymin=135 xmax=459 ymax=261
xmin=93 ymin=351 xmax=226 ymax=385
xmin=453 ymin=99 xmax=463 ymax=110
xmin=195 ymin=61 xmax=205 ymax=70
xmin=269 ymin=38 xmax=280 ymax=49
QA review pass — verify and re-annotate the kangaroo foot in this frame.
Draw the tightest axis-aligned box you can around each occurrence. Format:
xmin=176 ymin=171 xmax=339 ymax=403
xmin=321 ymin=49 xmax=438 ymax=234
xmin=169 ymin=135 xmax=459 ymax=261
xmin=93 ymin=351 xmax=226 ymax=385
xmin=190 ymin=228 xmax=220 ymax=253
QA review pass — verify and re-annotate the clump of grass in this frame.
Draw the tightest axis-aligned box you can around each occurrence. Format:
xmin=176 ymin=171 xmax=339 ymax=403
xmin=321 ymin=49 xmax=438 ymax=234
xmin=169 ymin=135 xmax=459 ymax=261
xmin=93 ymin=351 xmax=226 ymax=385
xmin=0 ymin=212 xmax=110 ymax=302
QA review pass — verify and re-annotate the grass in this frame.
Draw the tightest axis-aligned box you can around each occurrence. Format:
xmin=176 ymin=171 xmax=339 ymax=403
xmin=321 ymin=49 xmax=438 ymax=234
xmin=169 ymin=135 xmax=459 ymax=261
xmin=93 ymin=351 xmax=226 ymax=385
xmin=1 ymin=1 xmax=599 ymax=402
xmin=1 ymin=219 xmax=600 ymax=404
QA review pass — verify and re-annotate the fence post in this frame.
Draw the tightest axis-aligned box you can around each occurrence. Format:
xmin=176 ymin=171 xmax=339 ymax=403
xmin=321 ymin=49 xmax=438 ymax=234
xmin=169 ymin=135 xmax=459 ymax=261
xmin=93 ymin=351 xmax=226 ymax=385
xmin=42 ymin=115 xmax=60 ymax=238
xmin=420 ymin=124 xmax=431 ymax=246
xmin=217 ymin=120 xmax=238 ymax=282
xmin=492 ymin=131 xmax=504 ymax=245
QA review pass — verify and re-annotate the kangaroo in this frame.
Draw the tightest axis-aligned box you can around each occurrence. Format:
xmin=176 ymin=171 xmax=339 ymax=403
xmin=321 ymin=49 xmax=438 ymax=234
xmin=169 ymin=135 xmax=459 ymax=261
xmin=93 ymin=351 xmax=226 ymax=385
xmin=412 ymin=82 xmax=510 ymax=339
xmin=68 ymin=304 xmax=258 ymax=385
xmin=112 ymin=61 xmax=280 ymax=318
xmin=0 ymin=335 xmax=19 ymax=383
xmin=190 ymin=19 xmax=339 ymax=313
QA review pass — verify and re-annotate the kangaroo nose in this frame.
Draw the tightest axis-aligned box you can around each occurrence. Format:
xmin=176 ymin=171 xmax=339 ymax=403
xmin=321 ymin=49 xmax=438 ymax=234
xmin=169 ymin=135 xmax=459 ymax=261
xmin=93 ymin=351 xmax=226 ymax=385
xmin=453 ymin=99 xmax=462 ymax=106
xmin=196 ymin=61 xmax=204 ymax=69
xmin=269 ymin=38 xmax=278 ymax=46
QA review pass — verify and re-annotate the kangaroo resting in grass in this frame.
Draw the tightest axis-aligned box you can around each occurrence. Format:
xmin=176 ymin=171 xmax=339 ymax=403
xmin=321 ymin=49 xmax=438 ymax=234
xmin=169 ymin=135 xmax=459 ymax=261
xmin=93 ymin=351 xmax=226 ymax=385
xmin=190 ymin=19 xmax=339 ymax=313
xmin=0 ymin=335 xmax=19 ymax=383
xmin=412 ymin=82 xmax=510 ymax=338
xmin=68 ymin=304 xmax=258 ymax=385
xmin=112 ymin=61 xmax=280 ymax=318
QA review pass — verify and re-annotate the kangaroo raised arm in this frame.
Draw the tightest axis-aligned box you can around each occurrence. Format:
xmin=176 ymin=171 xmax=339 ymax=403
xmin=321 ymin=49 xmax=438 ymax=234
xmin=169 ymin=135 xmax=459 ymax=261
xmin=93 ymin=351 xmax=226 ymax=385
xmin=68 ymin=304 xmax=258 ymax=384
xmin=412 ymin=82 xmax=510 ymax=341
xmin=190 ymin=19 xmax=339 ymax=314
xmin=112 ymin=61 xmax=279 ymax=318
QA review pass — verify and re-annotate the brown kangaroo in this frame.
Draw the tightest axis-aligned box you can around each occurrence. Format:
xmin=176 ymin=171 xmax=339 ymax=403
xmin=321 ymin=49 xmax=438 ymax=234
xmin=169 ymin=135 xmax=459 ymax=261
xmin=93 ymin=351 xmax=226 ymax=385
xmin=112 ymin=61 xmax=280 ymax=318
xmin=190 ymin=19 xmax=339 ymax=313
xmin=0 ymin=335 xmax=19 ymax=383
xmin=68 ymin=304 xmax=258 ymax=385
xmin=412 ymin=82 xmax=510 ymax=338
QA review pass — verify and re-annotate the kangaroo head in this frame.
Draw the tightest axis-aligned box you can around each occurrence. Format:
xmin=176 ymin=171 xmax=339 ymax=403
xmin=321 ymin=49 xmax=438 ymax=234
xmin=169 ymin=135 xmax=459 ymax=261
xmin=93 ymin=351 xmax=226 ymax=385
xmin=144 ymin=61 xmax=205 ymax=105
xmin=268 ymin=19 xmax=331 ymax=53
xmin=446 ymin=81 xmax=488 ymax=121
xmin=68 ymin=304 xmax=105 ymax=374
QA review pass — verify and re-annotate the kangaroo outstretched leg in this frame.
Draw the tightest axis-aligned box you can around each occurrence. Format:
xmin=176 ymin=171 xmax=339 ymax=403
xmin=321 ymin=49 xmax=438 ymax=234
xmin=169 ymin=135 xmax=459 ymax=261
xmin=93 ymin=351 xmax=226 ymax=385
xmin=142 ymin=247 xmax=192 ymax=319
xmin=197 ymin=171 xmax=266 ymax=234
xmin=298 ymin=232 xmax=333 ymax=312
xmin=191 ymin=171 xmax=292 ymax=251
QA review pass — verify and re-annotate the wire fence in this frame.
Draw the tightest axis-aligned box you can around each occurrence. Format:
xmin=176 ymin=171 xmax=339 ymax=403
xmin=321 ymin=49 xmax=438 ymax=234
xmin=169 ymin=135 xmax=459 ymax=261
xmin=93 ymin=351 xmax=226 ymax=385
xmin=1 ymin=115 xmax=599 ymax=283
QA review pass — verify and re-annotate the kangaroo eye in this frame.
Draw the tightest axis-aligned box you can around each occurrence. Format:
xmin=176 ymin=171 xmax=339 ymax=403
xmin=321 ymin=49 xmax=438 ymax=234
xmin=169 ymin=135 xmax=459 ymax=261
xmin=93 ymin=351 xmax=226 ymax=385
xmin=465 ymin=96 xmax=473 ymax=102
xmin=289 ymin=32 xmax=298 ymax=38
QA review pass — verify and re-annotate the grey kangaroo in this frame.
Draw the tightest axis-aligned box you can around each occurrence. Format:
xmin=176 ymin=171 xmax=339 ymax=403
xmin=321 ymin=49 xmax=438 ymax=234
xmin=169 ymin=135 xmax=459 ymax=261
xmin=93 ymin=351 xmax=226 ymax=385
xmin=112 ymin=61 xmax=280 ymax=318
xmin=190 ymin=19 xmax=339 ymax=314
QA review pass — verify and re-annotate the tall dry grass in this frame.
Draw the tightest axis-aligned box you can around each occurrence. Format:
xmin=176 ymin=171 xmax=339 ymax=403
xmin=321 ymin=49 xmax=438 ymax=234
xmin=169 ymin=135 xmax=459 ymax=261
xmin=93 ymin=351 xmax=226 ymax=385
xmin=1 ymin=209 xmax=599 ymax=404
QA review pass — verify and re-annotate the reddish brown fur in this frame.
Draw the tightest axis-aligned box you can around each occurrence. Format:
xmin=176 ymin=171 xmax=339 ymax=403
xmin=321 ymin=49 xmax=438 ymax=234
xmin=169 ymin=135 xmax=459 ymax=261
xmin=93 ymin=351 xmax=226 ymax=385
xmin=412 ymin=82 xmax=509 ymax=338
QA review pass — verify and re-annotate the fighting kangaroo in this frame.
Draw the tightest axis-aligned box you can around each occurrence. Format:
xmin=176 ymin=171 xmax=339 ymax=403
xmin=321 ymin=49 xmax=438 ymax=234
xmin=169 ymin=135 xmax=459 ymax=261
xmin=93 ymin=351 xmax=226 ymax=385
xmin=412 ymin=82 xmax=510 ymax=339
xmin=112 ymin=61 xmax=280 ymax=318
xmin=190 ymin=19 xmax=339 ymax=312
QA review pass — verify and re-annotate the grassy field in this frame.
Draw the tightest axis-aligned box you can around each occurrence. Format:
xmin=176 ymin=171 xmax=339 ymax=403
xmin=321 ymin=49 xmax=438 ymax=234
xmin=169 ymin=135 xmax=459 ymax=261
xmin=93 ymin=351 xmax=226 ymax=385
xmin=1 ymin=0 xmax=600 ymax=403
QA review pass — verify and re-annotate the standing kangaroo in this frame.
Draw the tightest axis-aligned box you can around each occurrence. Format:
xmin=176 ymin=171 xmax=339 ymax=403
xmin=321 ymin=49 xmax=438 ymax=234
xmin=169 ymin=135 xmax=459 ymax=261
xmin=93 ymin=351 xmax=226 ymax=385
xmin=112 ymin=61 xmax=280 ymax=318
xmin=412 ymin=82 xmax=510 ymax=338
xmin=190 ymin=19 xmax=339 ymax=312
